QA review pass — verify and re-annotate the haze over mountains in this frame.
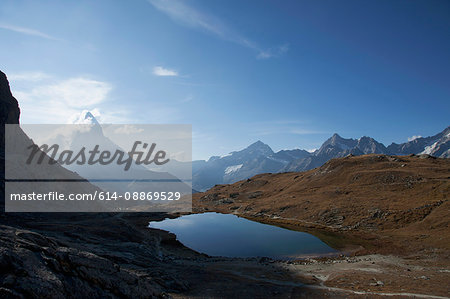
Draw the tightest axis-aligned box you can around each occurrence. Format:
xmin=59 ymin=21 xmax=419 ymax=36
xmin=193 ymin=126 xmax=450 ymax=191
xmin=41 ymin=110 xmax=449 ymax=192
xmin=34 ymin=112 xmax=192 ymax=207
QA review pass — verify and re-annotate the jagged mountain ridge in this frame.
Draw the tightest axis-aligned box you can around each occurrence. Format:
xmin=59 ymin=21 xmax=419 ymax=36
xmin=193 ymin=127 xmax=450 ymax=191
xmin=387 ymin=127 xmax=450 ymax=158
xmin=192 ymin=140 xmax=311 ymax=191
xmin=282 ymin=134 xmax=390 ymax=172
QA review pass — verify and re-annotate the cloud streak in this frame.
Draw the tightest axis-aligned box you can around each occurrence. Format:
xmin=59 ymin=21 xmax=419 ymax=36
xmin=257 ymin=44 xmax=290 ymax=60
xmin=147 ymin=0 xmax=287 ymax=59
xmin=408 ymin=135 xmax=422 ymax=142
xmin=8 ymin=71 xmax=52 ymax=82
xmin=153 ymin=66 xmax=179 ymax=76
xmin=0 ymin=23 xmax=60 ymax=41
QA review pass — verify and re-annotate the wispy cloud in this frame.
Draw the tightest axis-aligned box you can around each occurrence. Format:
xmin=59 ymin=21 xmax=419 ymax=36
xmin=408 ymin=135 xmax=422 ymax=142
xmin=244 ymin=119 xmax=325 ymax=137
xmin=180 ymin=94 xmax=194 ymax=103
xmin=153 ymin=66 xmax=179 ymax=77
xmin=8 ymin=71 xmax=52 ymax=82
xmin=114 ymin=125 xmax=145 ymax=134
xmin=0 ymin=23 xmax=60 ymax=41
xmin=147 ymin=0 xmax=287 ymax=59
xmin=255 ymin=119 xmax=309 ymax=126
xmin=10 ymin=73 xmax=123 ymax=123
xmin=290 ymin=128 xmax=323 ymax=135
xmin=251 ymin=126 xmax=324 ymax=137
xmin=257 ymin=44 xmax=290 ymax=60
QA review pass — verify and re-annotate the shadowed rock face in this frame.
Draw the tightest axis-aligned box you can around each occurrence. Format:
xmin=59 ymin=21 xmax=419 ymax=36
xmin=0 ymin=71 xmax=20 ymax=211
xmin=0 ymin=217 xmax=167 ymax=298
xmin=0 ymin=71 xmax=20 ymax=126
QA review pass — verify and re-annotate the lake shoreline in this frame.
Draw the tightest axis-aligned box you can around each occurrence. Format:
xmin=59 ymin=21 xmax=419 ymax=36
xmin=149 ymin=212 xmax=339 ymax=259
xmin=152 ymin=210 xmax=450 ymax=298
xmin=143 ymin=210 xmax=450 ymax=297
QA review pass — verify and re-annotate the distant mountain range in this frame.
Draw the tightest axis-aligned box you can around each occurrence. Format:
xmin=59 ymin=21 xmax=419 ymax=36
xmin=193 ymin=126 xmax=450 ymax=191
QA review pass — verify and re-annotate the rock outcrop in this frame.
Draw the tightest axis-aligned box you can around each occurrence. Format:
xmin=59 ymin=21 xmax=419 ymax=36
xmin=0 ymin=71 xmax=19 ymax=125
xmin=0 ymin=71 xmax=20 ymax=211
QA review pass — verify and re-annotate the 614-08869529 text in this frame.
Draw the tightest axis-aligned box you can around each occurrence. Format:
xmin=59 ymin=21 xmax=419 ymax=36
xmin=9 ymin=191 xmax=182 ymax=201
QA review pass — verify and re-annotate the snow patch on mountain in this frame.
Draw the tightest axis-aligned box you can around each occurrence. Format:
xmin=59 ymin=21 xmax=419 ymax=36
xmin=408 ymin=135 xmax=422 ymax=142
xmin=224 ymin=164 xmax=243 ymax=175
xmin=421 ymin=141 xmax=439 ymax=155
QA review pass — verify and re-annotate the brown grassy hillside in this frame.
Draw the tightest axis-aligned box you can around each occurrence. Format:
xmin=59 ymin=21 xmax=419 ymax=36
xmin=193 ymin=154 xmax=450 ymax=255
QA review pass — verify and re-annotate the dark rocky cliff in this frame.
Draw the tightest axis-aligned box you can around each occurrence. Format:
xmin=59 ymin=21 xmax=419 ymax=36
xmin=0 ymin=71 xmax=20 ymax=211
xmin=0 ymin=71 xmax=20 ymax=125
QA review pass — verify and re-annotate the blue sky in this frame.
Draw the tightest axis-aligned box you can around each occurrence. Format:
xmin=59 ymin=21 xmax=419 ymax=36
xmin=0 ymin=0 xmax=449 ymax=160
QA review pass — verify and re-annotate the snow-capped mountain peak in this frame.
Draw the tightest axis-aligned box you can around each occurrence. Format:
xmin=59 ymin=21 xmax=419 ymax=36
xmin=318 ymin=134 xmax=357 ymax=153
xmin=83 ymin=111 xmax=100 ymax=125
xmin=71 ymin=110 xmax=101 ymax=125
xmin=388 ymin=126 xmax=450 ymax=157
xmin=245 ymin=140 xmax=274 ymax=156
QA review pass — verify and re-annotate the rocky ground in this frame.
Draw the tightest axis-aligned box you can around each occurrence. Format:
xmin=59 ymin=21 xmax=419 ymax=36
xmin=2 ymin=211 xmax=449 ymax=299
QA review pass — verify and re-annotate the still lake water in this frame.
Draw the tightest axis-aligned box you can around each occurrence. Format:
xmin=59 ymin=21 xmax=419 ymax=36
xmin=149 ymin=212 xmax=336 ymax=259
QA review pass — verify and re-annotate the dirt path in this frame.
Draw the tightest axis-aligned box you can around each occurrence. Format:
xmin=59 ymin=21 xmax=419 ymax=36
xmin=169 ymin=253 xmax=450 ymax=298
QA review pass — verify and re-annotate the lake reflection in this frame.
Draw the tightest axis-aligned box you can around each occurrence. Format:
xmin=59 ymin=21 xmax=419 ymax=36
xmin=149 ymin=212 xmax=336 ymax=259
